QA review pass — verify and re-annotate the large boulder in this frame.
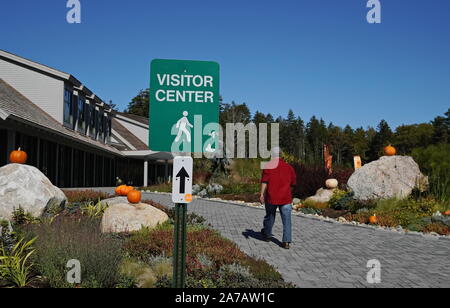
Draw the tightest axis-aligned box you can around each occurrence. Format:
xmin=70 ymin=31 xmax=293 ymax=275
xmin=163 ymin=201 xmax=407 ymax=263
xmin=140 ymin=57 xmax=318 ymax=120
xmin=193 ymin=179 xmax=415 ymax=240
xmin=306 ymin=188 xmax=335 ymax=204
xmin=100 ymin=197 xmax=128 ymax=207
xmin=0 ymin=164 xmax=67 ymax=221
xmin=348 ymin=156 xmax=428 ymax=200
xmin=101 ymin=203 xmax=169 ymax=233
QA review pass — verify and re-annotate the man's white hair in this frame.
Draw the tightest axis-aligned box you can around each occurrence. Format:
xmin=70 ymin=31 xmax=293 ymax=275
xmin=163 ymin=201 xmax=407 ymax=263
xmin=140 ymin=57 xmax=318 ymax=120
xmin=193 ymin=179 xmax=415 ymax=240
xmin=271 ymin=147 xmax=281 ymax=158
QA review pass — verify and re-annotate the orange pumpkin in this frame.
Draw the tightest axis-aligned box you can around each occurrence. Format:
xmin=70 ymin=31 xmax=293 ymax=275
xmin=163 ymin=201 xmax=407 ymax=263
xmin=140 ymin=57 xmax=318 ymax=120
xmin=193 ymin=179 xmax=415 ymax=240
xmin=123 ymin=186 xmax=134 ymax=196
xmin=9 ymin=148 xmax=27 ymax=164
xmin=115 ymin=185 xmax=126 ymax=196
xmin=443 ymin=210 xmax=450 ymax=216
xmin=127 ymin=190 xmax=142 ymax=204
xmin=369 ymin=215 xmax=378 ymax=224
xmin=384 ymin=145 xmax=397 ymax=156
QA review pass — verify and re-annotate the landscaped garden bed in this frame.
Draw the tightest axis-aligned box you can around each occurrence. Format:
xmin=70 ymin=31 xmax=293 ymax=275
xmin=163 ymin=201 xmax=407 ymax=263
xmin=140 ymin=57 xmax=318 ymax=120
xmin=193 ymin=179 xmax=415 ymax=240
xmin=0 ymin=190 xmax=293 ymax=288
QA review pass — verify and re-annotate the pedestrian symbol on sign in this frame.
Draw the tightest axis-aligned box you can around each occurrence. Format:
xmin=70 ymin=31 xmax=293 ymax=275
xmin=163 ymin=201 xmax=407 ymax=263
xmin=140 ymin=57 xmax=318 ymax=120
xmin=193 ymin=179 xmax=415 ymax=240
xmin=174 ymin=111 xmax=193 ymax=144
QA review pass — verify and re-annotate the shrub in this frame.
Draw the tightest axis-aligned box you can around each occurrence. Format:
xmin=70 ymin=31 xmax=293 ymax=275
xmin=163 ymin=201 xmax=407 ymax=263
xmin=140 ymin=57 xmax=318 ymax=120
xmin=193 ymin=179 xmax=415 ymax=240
xmin=230 ymin=159 xmax=263 ymax=183
xmin=62 ymin=190 xmax=111 ymax=204
xmin=298 ymin=207 xmax=320 ymax=215
xmin=329 ymin=189 xmax=350 ymax=210
xmin=24 ymin=217 xmax=123 ymax=288
xmin=119 ymin=257 xmax=172 ymax=288
xmin=344 ymin=212 xmax=370 ymax=224
xmin=303 ymin=199 xmax=329 ymax=210
xmin=347 ymin=199 xmax=378 ymax=214
xmin=412 ymin=143 xmax=450 ymax=202
xmin=12 ymin=207 xmax=38 ymax=226
xmin=330 ymin=168 xmax=354 ymax=189
xmin=292 ymin=164 xmax=329 ymax=199
xmin=291 ymin=164 xmax=354 ymax=199
xmin=240 ymin=257 xmax=282 ymax=282
xmin=0 ymin=236 xmax=36 ymax=288
xmin=80 ymin=199 xmax=109 ymax=219
xmin=141 ymin=200 xmax=207 ymax=226
xmin=421 ymin=223 xmax=450 ymax=235
xmin=221 ymin=183 xmax=260 ymax=195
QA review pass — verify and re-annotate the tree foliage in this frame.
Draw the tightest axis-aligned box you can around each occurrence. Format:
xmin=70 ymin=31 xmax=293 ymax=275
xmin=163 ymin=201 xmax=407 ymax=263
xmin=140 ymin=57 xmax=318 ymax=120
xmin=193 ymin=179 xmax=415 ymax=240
xmin=124 ymin=89 xmax=448 ymax=166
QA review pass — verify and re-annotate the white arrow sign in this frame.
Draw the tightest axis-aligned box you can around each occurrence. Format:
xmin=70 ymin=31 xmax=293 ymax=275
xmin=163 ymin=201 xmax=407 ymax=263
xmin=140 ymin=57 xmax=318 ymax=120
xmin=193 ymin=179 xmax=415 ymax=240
xmin=172 ymin=156 xmax=193 ymax=204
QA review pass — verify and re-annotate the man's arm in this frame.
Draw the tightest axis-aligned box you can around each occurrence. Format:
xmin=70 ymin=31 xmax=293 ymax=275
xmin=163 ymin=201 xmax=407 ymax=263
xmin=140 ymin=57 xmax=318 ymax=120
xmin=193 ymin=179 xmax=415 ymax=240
xmin=260 ymin=183 xmax=267 ymax=204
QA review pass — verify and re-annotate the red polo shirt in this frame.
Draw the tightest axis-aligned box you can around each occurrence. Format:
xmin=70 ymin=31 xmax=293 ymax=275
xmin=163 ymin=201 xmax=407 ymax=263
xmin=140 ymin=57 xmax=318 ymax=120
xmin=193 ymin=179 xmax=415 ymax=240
xmin=261 ymin=158 xmax=297 ymax=205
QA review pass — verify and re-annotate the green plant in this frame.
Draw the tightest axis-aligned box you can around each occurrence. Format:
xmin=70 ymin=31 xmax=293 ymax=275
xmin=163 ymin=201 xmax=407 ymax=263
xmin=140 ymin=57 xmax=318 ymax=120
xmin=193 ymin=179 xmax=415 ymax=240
xmin=26 ymin=217 xmax=123 ymax=288
xmin=120 ymin=259 xmax=156 ymax=288
xmin=329 ymin=190 xmax=351 ymax=210
xmin=221 ymin=183 xmax=260 ymax=195
xmin=12 ymin=207 xmax=38 ymax=226
xmin=0 ymin=236 xmax=36 ymax=288
xmin=412 ymin=143 xmax=450 ymax=202
xmin=81 ymin=199 xmax=109 ymax=218
xmin=303 ymin=199 xmax=329 ymax=210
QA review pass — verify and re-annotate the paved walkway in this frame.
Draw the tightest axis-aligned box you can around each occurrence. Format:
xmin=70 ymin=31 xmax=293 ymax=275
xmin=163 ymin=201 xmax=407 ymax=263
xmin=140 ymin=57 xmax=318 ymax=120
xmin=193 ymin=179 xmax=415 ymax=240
xmin=94 ymin=189 xmax=450 ymax=288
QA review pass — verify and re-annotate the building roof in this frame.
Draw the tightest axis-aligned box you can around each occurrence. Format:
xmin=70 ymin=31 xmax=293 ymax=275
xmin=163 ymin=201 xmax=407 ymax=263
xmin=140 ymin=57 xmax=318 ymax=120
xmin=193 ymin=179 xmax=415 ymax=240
xmin=111 ymin=117 xmax=149 ymax=151
xmin=0 ymin=49 xmax=81 ymax=87
xmin=0 ymin=49 xmax=111 ymax=110
xmin=116 ymin=112 xmax=149 ymax=126
xmin=0 ymin=78 xmax=123 ymax=155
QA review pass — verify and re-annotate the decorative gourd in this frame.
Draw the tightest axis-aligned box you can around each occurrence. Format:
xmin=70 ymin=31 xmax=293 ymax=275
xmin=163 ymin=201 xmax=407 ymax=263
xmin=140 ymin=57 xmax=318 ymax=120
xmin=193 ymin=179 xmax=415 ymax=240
xmin=384 ymin=145 xmax=396 ymax=156
xmin=369 ymin=214 xmax=378 ymax=224
xmin=115 ymin=185 xmax=126 ymax=196
xmin=325 ymin=179 xmax=338 ymax=189
xmin=9 ymin=148 xmax=27 ymax=164
xmin=127 ymin=190 xmax=141 ymax=204
xmin=123 ymin=186 xmax=134 ymax=196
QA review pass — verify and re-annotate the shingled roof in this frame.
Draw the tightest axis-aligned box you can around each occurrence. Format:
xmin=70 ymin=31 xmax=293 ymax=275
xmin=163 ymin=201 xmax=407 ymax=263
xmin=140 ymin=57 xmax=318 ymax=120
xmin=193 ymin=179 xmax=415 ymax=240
xmin=111 ymin=117 xmax=149 ymax=151
xmin=0 ymin=78 xmax=123 ymax=155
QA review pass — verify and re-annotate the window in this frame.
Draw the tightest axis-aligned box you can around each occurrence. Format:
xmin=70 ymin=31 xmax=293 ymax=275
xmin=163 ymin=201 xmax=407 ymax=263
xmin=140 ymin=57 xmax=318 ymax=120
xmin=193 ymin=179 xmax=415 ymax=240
xmin=98 ymin=110 xmax=104 ymax=142
xmin=105 ymin=117 xmax=112 ymax=143
xmin=77 ymin=96 xmax=86 ymax=134
xmin=63 ymin=88 xmax=73 ymax=126
xmin=90 ymin=105 xmax=97 ymax=139
xmin=93 ymin=108 xmax=99 ymax=140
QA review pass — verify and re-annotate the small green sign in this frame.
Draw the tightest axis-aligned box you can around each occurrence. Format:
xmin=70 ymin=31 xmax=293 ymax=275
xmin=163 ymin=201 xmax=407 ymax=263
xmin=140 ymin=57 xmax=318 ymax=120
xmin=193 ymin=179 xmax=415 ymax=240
xmin=149 ymin=59 xmax=220 ymax=153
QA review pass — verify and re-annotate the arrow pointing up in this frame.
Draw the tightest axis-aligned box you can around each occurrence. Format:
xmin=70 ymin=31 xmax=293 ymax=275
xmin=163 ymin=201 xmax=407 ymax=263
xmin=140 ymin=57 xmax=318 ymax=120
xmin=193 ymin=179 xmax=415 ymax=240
xmin=176 ymin=167 xmax=190 ymax=194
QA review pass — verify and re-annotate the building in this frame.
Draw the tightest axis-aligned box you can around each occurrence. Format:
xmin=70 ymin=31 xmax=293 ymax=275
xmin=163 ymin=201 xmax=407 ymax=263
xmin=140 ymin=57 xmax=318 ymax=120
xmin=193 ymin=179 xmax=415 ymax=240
xmin=0 ymin=50 xmax=172 ymax=188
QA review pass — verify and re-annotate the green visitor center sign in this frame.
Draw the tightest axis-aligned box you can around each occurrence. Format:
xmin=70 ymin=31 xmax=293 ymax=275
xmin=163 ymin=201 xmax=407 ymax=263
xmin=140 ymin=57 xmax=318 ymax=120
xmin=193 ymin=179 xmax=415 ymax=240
xmin=149 ymin=59 xmax=220 ymax=153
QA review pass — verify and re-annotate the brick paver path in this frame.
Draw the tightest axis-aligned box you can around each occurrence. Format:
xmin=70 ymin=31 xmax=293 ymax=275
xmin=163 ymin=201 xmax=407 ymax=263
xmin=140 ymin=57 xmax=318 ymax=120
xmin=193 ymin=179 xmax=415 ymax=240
xmin=94 ymin=189 xmax=450 ymax=288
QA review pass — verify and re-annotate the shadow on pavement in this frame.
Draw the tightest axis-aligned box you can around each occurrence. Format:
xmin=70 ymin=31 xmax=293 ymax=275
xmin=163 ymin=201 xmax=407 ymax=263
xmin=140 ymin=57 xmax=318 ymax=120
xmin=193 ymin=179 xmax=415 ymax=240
xmin=242 ymin=229 xmax=283 ymax=247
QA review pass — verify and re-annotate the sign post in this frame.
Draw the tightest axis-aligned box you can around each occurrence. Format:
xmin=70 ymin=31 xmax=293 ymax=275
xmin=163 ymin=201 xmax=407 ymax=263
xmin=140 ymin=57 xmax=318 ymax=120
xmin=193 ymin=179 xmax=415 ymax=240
xmin=171 ymin=156 xmax=193 ymax=288
xmin=149 ymin=59 xmax=219 ymax=288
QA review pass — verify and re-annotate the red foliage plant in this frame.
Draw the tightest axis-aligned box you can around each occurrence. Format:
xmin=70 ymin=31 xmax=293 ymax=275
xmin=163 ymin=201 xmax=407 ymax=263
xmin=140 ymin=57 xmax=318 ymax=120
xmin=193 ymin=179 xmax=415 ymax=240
xmin=291 ymin=164 xmax=354 ymax=199
xmin=62 ymin=190 xmax=112 ymax=203
xmin=124 ymin=228 xmax=248 ymax=269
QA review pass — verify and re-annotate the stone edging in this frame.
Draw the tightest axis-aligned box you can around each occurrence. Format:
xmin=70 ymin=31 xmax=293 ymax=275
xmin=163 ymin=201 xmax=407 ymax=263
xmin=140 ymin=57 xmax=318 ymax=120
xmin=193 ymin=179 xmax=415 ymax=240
xmin=141 ymin=191 xmax=450 ymax=242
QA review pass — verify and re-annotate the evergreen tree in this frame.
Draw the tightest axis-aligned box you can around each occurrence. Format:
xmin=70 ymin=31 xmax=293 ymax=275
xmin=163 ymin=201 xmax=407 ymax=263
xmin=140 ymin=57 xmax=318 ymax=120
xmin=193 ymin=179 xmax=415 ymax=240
xmin=124 ymin=89 xmax=149 ymax=117
xmin=368 ymin=120 xmax=393 ymax=161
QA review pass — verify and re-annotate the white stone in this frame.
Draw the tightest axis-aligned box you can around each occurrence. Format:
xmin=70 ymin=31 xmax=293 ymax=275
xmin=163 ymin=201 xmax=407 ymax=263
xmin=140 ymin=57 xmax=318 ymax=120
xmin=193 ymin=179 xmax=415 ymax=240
xmin=337 ymin=216 xmax=347 ymax=223
xmin=101 ymin=202 xmax=169 ymax=233
xmin=348 ymin=156 xmax=428 ymax=200
xmin=325 ymin=179 xmax=339 ymax=189
xmin=0 ymin=164 xmax=67 ymax=221
xmin=306 ymin=188 xmax=335 ymax=203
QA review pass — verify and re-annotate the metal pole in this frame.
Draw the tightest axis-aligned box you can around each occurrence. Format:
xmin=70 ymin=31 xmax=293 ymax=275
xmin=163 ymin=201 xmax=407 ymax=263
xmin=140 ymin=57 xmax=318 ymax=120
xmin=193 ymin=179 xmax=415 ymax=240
xmin=172 ymin=202 xmax=187 ymax=288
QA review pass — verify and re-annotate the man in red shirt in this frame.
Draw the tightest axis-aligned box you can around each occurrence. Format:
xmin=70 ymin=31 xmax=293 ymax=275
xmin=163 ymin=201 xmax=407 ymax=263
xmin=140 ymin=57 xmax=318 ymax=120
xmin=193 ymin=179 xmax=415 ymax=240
xmin=260 ymin=147 xmax=297 ymax=249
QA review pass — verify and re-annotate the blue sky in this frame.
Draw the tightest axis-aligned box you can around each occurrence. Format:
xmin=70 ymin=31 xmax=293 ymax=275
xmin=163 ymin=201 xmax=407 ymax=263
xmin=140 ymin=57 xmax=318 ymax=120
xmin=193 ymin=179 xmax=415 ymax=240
xmin=1 ymin=0 xmax=449 ymax=129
